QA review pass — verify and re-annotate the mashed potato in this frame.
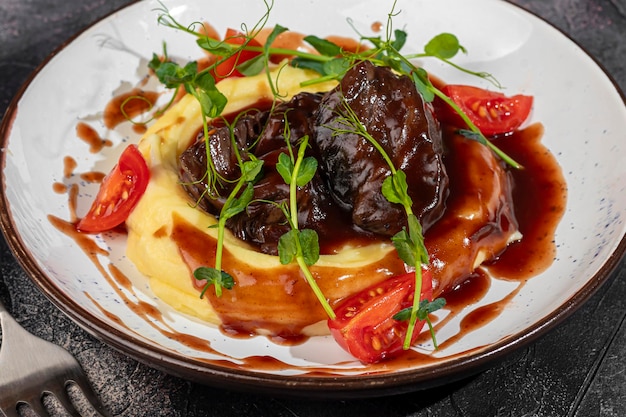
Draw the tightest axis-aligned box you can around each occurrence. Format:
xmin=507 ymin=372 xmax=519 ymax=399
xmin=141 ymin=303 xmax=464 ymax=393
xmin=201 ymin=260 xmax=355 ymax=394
xmin=126 ymin=64 xmax=520 ymax=336
xmin=126 ymin=66 xmax=410 ymax=333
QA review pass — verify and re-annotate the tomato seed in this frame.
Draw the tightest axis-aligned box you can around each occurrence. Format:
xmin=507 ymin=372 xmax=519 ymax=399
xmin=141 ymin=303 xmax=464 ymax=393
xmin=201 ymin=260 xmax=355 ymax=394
xmin=371 ymin=336 xmax=382 ymax=351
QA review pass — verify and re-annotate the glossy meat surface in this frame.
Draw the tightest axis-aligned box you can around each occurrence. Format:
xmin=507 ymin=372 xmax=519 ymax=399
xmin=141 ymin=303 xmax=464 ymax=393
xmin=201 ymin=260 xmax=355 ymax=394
xmin=313 ymin=61 xmax=448 ymax=235
xmin=179 ymin=63 xmax=449 ymax=253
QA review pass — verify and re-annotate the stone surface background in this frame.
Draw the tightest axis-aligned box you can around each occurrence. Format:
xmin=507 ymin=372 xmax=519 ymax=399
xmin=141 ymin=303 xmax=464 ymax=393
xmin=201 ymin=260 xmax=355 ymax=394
xmin=1 ymin=0 xmax=625 ymax=416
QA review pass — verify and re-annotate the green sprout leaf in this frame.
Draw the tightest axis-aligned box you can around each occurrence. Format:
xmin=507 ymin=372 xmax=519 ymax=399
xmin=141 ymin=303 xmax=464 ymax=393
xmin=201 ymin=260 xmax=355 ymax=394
xmin=237 ymin=54 xmax=265 ymax=76
xmin=195 ymin=87 xmax=228 ymax=119
xmin=407 ymin=214 xmax=428 ymax=265
xmin=391 ymin=229 xmax=416 ymax=267
xmin=194 ymin=267 xmax=235 ymax=298
xmin=391 ymin=29 xmax=407 ymax=51
xmin=196 ymin=37 xmax=235 ymax=56
xmin=411 ymin=69 xmax=435 ymax=103
xmin=322 ymin=58 xmax=352 ymax=79
xmin=266 ymin=24 xmax=289 ymax=48
xmin=394 ymin=298 xmax=446 ymax=321
xmin=221 ymin=182 xmax=254 ymax=219
xmin=381 ymin=170 xmax=412 ymax=208
xmin=457 ymin=128 xmax=488 ymax=145
xmin=298 ymin=229 xmax=320 ymax=266
xmin=241 ymin=158 xmax=264 ymax=182
xmin=424 ymin=32 xmax=466 ymax=60
xmin=295 ymin=156 xmax=318 ymax=187
xmin=304 ymin=35 xmax=343 ymax=56
xmin=276 ymin=152 xmax=294 ymax=184
xmin=151 ymin=59 xmax=197 ymax=89
xmin=290 ymin=57 xmax=327 ymax=74
xmin=278 ymin=229 xmax=298 ymax=265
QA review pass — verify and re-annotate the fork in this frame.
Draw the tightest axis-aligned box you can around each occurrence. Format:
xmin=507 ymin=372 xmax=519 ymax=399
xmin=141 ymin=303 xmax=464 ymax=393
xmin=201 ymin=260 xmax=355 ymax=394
xmin=0 ymin=298 xmax=111 ymax=417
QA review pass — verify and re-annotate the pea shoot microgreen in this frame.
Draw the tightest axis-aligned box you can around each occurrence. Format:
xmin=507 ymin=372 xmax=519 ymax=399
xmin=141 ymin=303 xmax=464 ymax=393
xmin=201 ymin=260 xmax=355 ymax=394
xmin=194 ymin=157 xmax=263 ymax=298
xmin=275 ymin=136 xmax=335 ymax=319
xmin=148 ymin=51 xmax=228 ymax=194
xmin=329 ymin=99 xmax=445 ymax=349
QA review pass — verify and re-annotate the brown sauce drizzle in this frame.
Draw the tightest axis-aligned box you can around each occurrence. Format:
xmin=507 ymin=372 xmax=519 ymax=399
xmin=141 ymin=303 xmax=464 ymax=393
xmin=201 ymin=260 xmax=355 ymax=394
xmin=487 ymin=124 xmax=568 ymax=279
xmin=52 ymin=182 xmax=67 ymax=194
xmin=47 ymin=39 xmax=567 ymax=371
xmin=255 ymin=28 xmax=369 ymax=59
xmin=62 ymin=156 xmax=77 ymax=178
xmin=170 ymin=214 xmax=406 ymax=341
xmin=103 ymin=88 xmax=160 ymax=130
xmin=76 ymin=122 xmax=113 ymax=153
xmin=80 ymin=171 xmax=106 ymax=183
xmin=48 ymin=213 xmax=218 ymax=355
xmin=371 ymin=21 xmax=384 ymax=33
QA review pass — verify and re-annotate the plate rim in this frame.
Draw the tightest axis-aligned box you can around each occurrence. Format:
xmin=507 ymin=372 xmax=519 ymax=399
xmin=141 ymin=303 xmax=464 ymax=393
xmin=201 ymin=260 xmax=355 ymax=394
xmin=1 ymin=0 xmax=625 ymax=397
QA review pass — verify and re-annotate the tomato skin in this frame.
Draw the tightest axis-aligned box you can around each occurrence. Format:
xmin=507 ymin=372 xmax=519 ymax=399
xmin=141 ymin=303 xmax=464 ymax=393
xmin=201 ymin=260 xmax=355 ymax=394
xmin=328 ymin=270 xmax=433 ymax=364
xmin=436 ymin=85 xmax=533 ymax=136
xmin=212 ymin=29 xmax=262 ymax=82
xmin=77 ymin=144 xmax=149 ymax=233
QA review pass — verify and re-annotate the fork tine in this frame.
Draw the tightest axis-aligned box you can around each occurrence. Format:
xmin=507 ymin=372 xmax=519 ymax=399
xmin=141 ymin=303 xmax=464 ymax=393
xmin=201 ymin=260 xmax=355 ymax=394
xmin=0 ymin=299 xmax=112 ymax=417
xmin=49 ymin=386 xmax=82 ymax=417
xmin=22 ymin=396 xmax=50 ymax=417
xmin=71 ymin=378 xmax=110 ymax=417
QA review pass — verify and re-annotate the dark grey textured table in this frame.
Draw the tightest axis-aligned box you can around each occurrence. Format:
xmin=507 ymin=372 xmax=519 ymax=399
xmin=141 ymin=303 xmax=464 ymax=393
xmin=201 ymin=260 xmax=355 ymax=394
xmin=1 ymin=0 xmax=625 ymax=416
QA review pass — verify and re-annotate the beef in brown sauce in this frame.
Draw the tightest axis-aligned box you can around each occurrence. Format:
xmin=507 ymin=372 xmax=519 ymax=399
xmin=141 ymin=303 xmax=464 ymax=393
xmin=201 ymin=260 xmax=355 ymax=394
xmin=178 ymin=62 xmax=449 ymax=253
xmin=179 ymin=92 xmax=323 ymax=214
xmin=313 ymin=61 xmax=448 ymax=235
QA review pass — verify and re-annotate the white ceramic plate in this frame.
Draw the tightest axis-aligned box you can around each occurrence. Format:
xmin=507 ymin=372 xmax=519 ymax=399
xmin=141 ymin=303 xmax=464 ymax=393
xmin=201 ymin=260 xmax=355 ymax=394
xmin=1 ymin=0 xmax=625 ymax=397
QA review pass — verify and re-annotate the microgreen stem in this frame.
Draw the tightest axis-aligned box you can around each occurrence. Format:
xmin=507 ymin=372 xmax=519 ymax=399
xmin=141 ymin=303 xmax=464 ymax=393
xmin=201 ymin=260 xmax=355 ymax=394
xmin=296 ymin=251 xmax=335 ymax=319
xmin=288 ymin=138 xmax=335 ymax=319
xmin=289 ymin=140 xmax=306 ymax=227
xmin=214 ymin=179 xmax=245 ymax=275
xmin=404 ymin=266 xmax=423 ymax=349
xmin=431 ymin=88 xmax=522 ymax=169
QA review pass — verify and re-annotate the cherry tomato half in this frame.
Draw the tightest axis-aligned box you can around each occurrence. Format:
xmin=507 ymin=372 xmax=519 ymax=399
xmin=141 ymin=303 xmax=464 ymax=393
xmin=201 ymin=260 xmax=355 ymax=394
xmin=436 ymin=85 xmax=533 ymax=136
xmin=77 ymin=144 xmax=149 ymax=233
xmin=328 ymin=270 xmax=433 ymax=364
xmin=212 ymin=28 xmax=262 ymax=82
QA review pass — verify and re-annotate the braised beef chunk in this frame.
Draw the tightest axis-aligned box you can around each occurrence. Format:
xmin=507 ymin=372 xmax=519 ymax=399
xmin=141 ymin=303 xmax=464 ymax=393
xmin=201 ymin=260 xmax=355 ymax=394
xmin=179 ymin=92 xmax=323 ymax=215
xmin=225 ymin=164 xmax=337 ymax=254
xmin=178 ymin=62 xmax=449 ymax=253
xmin=179 ymin=113 xmax=260 ymax=213
xmin=313 ymin=60 xmax=448 ymax=235
xmin=253 ymin=92 xmax=323 ymax=156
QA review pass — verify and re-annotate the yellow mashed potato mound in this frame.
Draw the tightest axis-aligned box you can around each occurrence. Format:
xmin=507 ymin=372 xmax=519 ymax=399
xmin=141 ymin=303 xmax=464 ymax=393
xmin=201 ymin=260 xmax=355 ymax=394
xmin=126 ymin=63 xmax=520 ymax=336
xmin=126 ymin=65 xmax=403 ymax=327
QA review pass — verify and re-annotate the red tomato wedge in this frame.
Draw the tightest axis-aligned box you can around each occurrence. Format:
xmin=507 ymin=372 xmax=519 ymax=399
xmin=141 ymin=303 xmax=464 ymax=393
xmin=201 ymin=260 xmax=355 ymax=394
xmin=77 ymin=144 xmax=149 ymax=233
xmin=436 ymin=85 xmax=533 ymax=136
xmin=212 ymin=28 xmax=262 ymax=82
xmin=328 ymin=270 xmax=433 ymax=364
